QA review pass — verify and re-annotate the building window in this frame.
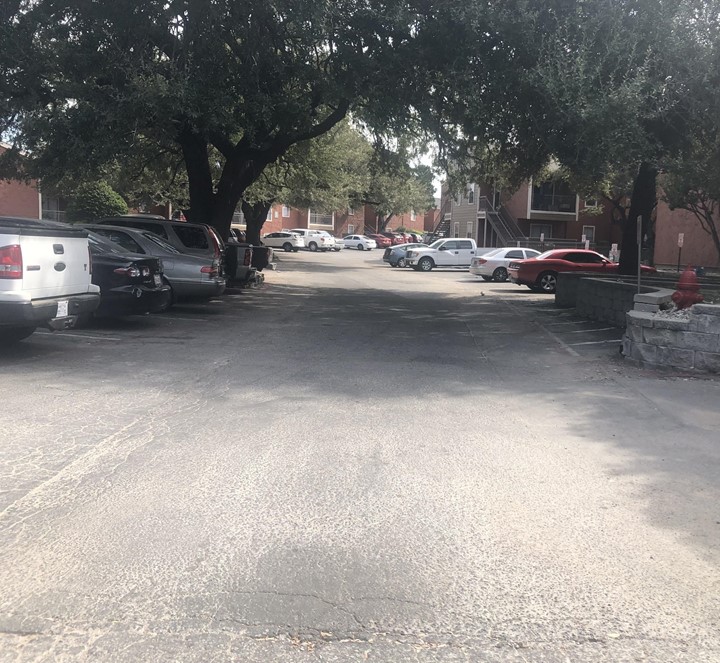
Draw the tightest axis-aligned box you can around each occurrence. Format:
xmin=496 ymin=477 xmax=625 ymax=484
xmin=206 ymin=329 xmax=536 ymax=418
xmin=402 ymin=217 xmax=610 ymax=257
xmin=453 ymin=222 xmax=460 ymax=238
xmin=531 ymin=180 xmax=577 ymax=213
xmin=282 ymin=205 xmax=290 ymax=218
xmin=582 ymin=225 xmax=595 ymax=243
xmin=530 ymin=223 xmax=553 ymax=239
xmin=466 ymin=221 xmax=473 ymax=238
xmin=309 ymin=211 xmax=334 ymax=226
xmin=347 ymin=224 xmax=355 ymax=234
xmin=584 ymin=198 xmax=598 ymax=208
xmin=467 ymin=187 xmax=474 ymax=204
xmin=348 ymin=207 xmax=355 ymax=216
xmin=410 ymin=210 xmax=416 ymax=222
xmin=266 ymin=208 xmax=272 ymax=220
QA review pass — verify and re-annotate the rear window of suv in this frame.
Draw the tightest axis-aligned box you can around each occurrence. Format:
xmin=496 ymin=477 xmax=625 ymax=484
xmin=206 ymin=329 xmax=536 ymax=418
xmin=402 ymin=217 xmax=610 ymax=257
xmin=173 ymin=225 xmax=209 ymax=249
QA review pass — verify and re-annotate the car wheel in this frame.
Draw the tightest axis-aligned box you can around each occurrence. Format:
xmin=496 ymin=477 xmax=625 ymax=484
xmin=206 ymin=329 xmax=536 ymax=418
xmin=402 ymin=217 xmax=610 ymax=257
xmin=492 ymin=267 xmax=508 ymax=282
xmin=537 ymin=271 xmax=558 ymax=293
xmin=481 ymin=275 xmax=492 ymax=281
xmin=0 ymin=326 xmax=36 ymax=344
xmin=293 ymin=248 xmax=299 ymax=252
xmin=357 ymin=243 xmax=364 ymax=251
xmin=397 ymin=257 xmax=407 ymax=268
xmin=308 ymin=242 xmax=318 ymax=252
xmin=418 ymin=257 xmax=434 ymax=272
xmin=282 ymin=242 xmax=293 ymax=252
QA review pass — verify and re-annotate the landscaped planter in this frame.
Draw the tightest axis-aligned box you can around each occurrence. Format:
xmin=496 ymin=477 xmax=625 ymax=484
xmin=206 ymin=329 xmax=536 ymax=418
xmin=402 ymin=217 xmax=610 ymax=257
xmin=623 ymin=298 xmax=720 ymax=372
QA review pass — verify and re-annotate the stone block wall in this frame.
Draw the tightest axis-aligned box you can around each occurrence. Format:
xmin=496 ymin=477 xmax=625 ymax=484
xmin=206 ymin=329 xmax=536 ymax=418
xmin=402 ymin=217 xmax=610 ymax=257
xmin=575 ymin=279 xmax=665 ymax=327
xmin=623 ymin=302 xmax=720 ymax=372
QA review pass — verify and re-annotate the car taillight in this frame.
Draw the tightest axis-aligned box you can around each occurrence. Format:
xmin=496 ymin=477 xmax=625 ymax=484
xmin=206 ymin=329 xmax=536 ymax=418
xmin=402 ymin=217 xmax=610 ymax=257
xmin=0 ymin=244 xmax=22 ymax=279
xmin=114 ymin=266 xmax=141 ymax=277
xmin=88 ymin=246 xmax=93 ymax=275
xmin=243 ymin=250 xmax=251 ymax=266
xmin=477 ymin=258 xmax=487 ymax=264
xmin=201 ymin=261 xmax=220 ymax=277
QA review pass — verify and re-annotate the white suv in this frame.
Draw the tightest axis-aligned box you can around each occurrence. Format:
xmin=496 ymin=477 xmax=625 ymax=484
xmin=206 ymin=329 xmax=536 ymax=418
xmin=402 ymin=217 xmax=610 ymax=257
xmin=262 ymin=231 xmax=305 ymax=252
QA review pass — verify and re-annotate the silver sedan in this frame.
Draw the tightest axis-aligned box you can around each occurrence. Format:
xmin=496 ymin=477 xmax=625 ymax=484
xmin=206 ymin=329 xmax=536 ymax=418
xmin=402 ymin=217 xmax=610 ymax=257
xmin=83 ymin=225 xmax=226 ymax=302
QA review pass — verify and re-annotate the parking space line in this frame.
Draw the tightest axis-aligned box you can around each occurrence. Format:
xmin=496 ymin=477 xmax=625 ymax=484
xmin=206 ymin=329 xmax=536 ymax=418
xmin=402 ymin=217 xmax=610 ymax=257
xmin=562 ymin=327 xmax=617 ymax=334
xmin=160 ymin=316 xmax=209 ymax=322
xmin=35 ymin=330 xmax=122 ymax=341
xmin=568 ymin=338 xmax=623 ymax=346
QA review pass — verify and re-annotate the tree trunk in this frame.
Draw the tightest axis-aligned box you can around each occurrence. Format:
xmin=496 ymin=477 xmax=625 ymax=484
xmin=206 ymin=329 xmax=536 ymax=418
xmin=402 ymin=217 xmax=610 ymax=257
xmin=242 ymin=199 xmax=273 ymax=245
xmin=379 ymin=212 xmax=395 ymax=232
xmin=618 ymin=162 xmax=657 ymax=275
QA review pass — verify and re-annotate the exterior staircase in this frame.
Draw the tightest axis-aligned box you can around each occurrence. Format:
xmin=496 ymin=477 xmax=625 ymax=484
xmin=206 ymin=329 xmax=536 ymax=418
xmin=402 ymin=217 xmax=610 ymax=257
xmin=426 ymin=199 xmax=453 ymax=242
xmin=478 ymin=196 xmax=526 ymax=246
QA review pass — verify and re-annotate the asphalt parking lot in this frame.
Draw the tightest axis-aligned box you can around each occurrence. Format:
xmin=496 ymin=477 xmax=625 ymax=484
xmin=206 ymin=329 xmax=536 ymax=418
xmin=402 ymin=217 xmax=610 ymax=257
xmin=2 ymin=247 xmax=719 ymax=662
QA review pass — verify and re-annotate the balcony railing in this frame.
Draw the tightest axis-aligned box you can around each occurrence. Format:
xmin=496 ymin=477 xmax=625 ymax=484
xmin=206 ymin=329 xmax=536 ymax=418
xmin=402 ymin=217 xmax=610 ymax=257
xmin=531 ymin=194 xmax=577 ymax=213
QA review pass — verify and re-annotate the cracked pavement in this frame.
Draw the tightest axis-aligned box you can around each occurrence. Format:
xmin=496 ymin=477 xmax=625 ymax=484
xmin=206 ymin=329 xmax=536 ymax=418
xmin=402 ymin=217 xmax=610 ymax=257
xmin=1 ymin=249 xmax=719 ymax=661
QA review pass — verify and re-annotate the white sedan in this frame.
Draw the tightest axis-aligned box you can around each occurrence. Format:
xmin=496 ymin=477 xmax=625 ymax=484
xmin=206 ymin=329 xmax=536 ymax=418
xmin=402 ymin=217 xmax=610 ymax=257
xmin=262 ymin=231 xmax=305 ymax=252
xmin=469 ymin=247 xmax=541 ymax=281
xmin=342 ymin=234 xmax=377 ymax=250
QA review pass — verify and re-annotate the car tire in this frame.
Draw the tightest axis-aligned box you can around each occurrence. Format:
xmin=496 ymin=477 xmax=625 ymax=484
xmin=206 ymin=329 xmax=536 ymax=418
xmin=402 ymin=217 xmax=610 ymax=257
xmin=397 ymin=257 xmax=407 ymax=268
xmin=492 ymin=267 xmax=508 ymax=282
xmin=418 ymin=257 xmax=434 ymax=272
xmin=308 ymin=242 xmax=318 ymax=252
xmin=282 ymin=242 xmax=293 ymax=252
xmin=357 ymin=244 xmax=364 ymax=251
xmin=0 ymin=326 xmax=36 ymax=344
xmin=481 ymin=275 xmax=492 ymax=281
xmin=334 ymin=248 xmax=341 ymax=252
xmin=537 ymin=271 xmax=558 ymax=293
xmin=293 ymin=248 xmax=299 ymax=252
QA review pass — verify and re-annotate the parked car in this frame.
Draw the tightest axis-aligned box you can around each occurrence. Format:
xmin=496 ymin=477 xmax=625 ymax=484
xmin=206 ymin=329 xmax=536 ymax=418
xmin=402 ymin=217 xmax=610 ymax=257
xmin=381 ymin=232 xmax=406 ymax=245
xmin=94 ymin=215 xmax=225 ymax=262
xmin=87 ymin=233 xmax=172 ymax=316
xmin=0 ymin=217 xmax=101 ymax=343
xmin=82 ymin=225 xmax=226 ymax=302
xmin=342 ymin=234 xmax=377 ymax=250
xmin=469 ymin=247 xmax=541 ymax=282
xmin=262 ymin=231 xmax=304 ymax=252
xmin=508 ymin=249 xmax=657 ymax=293
xmin=406 ymin=238 xmax=478 ymax=271
xmin=366 ymin=233 xmax=393 ymax=248
xmin=315 ymin=230 xmax=341 ymax=251
xmin=382 ymin=242 xmax=427 ymax=268
xmin=289 ymin=228 xmax=336 ymax=252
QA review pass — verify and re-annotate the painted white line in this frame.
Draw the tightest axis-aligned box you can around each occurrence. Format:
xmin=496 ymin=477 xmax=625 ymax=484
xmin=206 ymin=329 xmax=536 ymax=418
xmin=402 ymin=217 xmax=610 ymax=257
xmin=161 ymin=316 xmax=209 ymax=322
xmin=543 ymin=321 xmax=585 ymax=326
xmin=536 ymin=324 xmax=581 ymax=357
xmin=562 ymin=327 xmax=616 ymax=334
xmin=569 ymin=339 xmax=623 ymax=346
xmin=35 ymin=331 xmax=122 ymax=342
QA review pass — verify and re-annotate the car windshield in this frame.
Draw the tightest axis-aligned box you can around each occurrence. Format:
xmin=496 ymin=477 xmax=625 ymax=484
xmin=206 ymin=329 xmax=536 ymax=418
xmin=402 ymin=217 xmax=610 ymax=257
xmin=142 ymin=232 xmax=181 ymax=253
xmin=428 ymin=240 xmax=445 ymax=249
xmin=482 ymin=248 xmax=503 ymax=257
xmin=535 ymin=250 xmax=559 ymax=260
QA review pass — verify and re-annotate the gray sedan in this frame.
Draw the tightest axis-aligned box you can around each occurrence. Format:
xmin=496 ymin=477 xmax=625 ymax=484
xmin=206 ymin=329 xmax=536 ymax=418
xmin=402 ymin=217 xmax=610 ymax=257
xmin=83 ymin=225 xmax=226 ymax=302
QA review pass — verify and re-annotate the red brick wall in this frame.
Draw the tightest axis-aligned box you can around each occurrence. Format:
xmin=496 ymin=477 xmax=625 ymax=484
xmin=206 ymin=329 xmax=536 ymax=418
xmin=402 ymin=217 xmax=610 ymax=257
xmin=0 ymin=148 xmax=40 ymax=218
xmin=654 ymin=201 xmax=720 ymax=268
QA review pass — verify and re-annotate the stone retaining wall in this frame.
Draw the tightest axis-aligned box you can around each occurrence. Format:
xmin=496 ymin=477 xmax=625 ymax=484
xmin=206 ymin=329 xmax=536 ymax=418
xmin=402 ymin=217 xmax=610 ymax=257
xmin=623 ymin=301 xmax=720 ymax=372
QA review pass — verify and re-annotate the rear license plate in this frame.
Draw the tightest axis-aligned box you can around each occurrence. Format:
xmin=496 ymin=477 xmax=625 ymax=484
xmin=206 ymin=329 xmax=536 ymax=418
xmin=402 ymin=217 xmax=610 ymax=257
xmin=153 ymin=274 xmax=162 ymax=287
xmin=56 ymin=300 xmax=69 ymax=317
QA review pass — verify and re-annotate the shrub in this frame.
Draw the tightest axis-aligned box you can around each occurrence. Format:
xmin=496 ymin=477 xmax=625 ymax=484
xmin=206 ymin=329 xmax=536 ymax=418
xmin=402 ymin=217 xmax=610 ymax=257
xmin=66 ymin=181 xmax=128 ymax=222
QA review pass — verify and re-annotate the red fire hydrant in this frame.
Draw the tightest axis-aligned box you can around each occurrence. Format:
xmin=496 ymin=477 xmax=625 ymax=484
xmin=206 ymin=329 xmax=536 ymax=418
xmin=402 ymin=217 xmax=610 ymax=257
xmin=672 ymin=266 xmax=704 ymax=310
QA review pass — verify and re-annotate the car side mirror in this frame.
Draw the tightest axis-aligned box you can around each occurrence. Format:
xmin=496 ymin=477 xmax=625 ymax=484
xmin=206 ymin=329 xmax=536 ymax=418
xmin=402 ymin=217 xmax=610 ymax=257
xmin=438 ymin=245 xmax=447 ymax=251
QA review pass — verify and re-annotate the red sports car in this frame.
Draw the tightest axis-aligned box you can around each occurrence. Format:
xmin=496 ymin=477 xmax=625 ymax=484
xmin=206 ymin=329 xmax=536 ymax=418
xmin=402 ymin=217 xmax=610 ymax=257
xmin=508 ymin=249 xmax=656 ymax=293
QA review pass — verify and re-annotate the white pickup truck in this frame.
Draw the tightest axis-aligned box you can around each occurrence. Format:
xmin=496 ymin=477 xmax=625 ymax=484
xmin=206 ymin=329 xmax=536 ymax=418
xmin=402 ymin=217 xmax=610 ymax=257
xmin=406 ymin=238 xmax=478 ymax=271
xmin=0 ymin=217 xmax=101 ymax=343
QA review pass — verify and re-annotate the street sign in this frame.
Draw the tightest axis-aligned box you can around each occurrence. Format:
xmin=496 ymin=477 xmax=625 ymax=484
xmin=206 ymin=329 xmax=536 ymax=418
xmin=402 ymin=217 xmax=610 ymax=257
xmin=585 ymin=240 xmax=590 ymax=250
xmin=540 ymin=233 xmax=545 ymax=242
xmin=678 ymin=233 xmax=684 ymax=247
xmin=581 ymin=234 xmax=586 ymax=243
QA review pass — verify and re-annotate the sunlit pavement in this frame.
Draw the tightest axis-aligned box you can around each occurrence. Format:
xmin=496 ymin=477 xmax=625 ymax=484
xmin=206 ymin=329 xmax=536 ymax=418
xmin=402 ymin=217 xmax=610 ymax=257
xmin=1 ymin=249 xmax=719 ymax=662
